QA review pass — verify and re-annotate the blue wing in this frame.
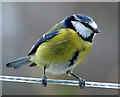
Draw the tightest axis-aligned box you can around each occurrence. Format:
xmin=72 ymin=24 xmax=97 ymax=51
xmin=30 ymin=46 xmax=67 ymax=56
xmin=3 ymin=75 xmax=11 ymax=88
xmin=28 ymin=31 xmax=59 ymax=55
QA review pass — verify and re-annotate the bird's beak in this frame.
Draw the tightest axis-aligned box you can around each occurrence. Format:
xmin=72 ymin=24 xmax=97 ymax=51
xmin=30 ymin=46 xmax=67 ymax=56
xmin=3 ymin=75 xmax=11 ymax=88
xmin=94 ymin=28 xmax=101 ymax=33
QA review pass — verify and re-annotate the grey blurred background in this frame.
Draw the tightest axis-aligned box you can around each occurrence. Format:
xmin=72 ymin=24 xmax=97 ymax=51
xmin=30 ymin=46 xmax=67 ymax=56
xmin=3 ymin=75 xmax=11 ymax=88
xmin=2 ymin=2 xmax=118 ymax=95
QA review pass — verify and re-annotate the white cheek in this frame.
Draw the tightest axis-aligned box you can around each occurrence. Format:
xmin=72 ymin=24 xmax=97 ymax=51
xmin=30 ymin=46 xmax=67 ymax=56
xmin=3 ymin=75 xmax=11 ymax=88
xmin=71 ymin=21 xmax=93 ymax=38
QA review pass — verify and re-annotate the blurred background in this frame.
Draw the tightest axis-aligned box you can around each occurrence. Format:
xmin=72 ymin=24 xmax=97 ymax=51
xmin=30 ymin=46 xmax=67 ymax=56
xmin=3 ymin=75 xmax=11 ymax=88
xmin=2 ymin=2 xmax=118 ymax=95
xmin=0 ymin=2 xmax=2 ymax=96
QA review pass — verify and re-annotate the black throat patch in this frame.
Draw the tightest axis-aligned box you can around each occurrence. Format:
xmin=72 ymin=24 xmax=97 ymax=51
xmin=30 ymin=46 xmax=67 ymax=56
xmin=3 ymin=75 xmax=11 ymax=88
xmin=69 ymin=50 xmax=80 ymax=67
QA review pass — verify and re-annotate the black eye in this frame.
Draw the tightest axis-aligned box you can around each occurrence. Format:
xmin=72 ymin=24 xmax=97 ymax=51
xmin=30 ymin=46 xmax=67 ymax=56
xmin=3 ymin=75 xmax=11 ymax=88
xmin=81 ymin=22 xmax=94 ymax=32
xmin=74 ymin=19 xmax=79 ymax=22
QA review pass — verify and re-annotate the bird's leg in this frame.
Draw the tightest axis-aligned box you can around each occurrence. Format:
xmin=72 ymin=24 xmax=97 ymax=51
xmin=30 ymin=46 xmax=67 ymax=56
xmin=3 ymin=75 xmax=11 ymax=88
xmin=66 ymin=70 xmax=85 ymax=89
xmin=42 ymin=66 xmax=47 ymax=87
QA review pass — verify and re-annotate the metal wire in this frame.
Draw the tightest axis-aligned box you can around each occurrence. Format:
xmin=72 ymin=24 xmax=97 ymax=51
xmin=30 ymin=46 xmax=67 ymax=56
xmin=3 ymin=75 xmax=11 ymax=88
xmin=0 ymin=75 xmax=119 ymax=89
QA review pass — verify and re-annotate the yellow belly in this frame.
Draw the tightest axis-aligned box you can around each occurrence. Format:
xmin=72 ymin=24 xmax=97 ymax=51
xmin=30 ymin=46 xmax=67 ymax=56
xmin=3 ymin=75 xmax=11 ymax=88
xmin=29 ymin=29 xmax=93 ymax=74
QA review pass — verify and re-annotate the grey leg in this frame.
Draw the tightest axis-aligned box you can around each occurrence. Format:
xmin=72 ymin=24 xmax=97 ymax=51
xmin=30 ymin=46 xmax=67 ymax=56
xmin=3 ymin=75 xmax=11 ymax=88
xmin=67 ymin=71 xmax=85 ymax=89
xmin=42 ymin=67 xmax=47 ymax=87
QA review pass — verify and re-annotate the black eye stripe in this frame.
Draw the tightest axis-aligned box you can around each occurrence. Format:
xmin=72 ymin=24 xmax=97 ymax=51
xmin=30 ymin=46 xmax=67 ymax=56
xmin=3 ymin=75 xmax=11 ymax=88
xmin=81 ymin=22 xmax=94 ymax=31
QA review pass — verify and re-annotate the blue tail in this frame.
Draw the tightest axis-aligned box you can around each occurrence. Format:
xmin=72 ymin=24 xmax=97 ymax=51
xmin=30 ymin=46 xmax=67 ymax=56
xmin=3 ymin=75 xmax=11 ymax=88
xmin=6 ymin=56 xmax=31 ymax=69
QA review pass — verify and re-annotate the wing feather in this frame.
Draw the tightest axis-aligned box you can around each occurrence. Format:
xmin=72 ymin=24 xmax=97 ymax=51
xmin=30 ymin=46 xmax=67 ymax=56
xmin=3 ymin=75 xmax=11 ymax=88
xmin=28 ymin=31 xmax=59 ymax=55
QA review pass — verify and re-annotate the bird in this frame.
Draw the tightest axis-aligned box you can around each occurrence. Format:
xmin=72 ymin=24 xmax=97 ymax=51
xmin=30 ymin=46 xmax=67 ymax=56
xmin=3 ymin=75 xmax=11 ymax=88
xmin=6 ymin=14 xmax=100 ymax=89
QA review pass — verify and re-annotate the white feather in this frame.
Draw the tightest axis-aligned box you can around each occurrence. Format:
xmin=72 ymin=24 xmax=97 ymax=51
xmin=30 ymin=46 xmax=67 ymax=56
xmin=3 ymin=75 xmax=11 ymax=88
xmin=46 ymin=62 xmax=77 ymax=75
xmin=89 ymin=21 xmax=98 ymax=29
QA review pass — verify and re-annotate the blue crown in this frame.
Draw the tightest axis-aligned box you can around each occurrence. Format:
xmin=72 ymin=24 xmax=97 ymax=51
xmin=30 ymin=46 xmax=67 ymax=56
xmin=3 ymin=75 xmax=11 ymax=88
xmin=75 ymin=14 xmax=92 ymax=23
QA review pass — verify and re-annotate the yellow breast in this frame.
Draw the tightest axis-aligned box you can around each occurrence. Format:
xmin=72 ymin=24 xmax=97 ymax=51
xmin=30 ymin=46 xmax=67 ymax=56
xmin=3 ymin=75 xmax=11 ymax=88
xmin=29 ymin=29 xmax=93 ymax=74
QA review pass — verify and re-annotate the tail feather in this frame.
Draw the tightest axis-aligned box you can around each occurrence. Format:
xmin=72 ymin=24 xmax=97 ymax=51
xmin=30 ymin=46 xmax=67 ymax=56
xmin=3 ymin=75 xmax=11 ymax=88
xmin=6 ymin=56 xmax=31 ymax=69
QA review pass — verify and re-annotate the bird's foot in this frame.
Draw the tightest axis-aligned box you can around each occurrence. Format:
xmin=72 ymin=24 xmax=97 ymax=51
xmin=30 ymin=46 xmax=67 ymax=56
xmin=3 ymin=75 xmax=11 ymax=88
xmin=42 ymin=76 xmax=47 ymax=87
xmin=66 ymin=71 xmax=85 ymax=90
xmin=78 ymin=78 xmax=85 ymax=89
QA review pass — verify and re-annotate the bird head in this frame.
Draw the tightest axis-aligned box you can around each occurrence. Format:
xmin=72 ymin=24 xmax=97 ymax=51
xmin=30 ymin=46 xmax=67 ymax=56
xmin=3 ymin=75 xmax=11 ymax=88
xmin=61 ymin=14 xmax=101 ymax=42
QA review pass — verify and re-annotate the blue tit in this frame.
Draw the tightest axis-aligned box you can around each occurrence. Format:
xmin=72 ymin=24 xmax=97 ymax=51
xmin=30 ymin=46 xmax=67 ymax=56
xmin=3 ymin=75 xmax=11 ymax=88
xmin=6 ymin=14 xmax=100 ymax=89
